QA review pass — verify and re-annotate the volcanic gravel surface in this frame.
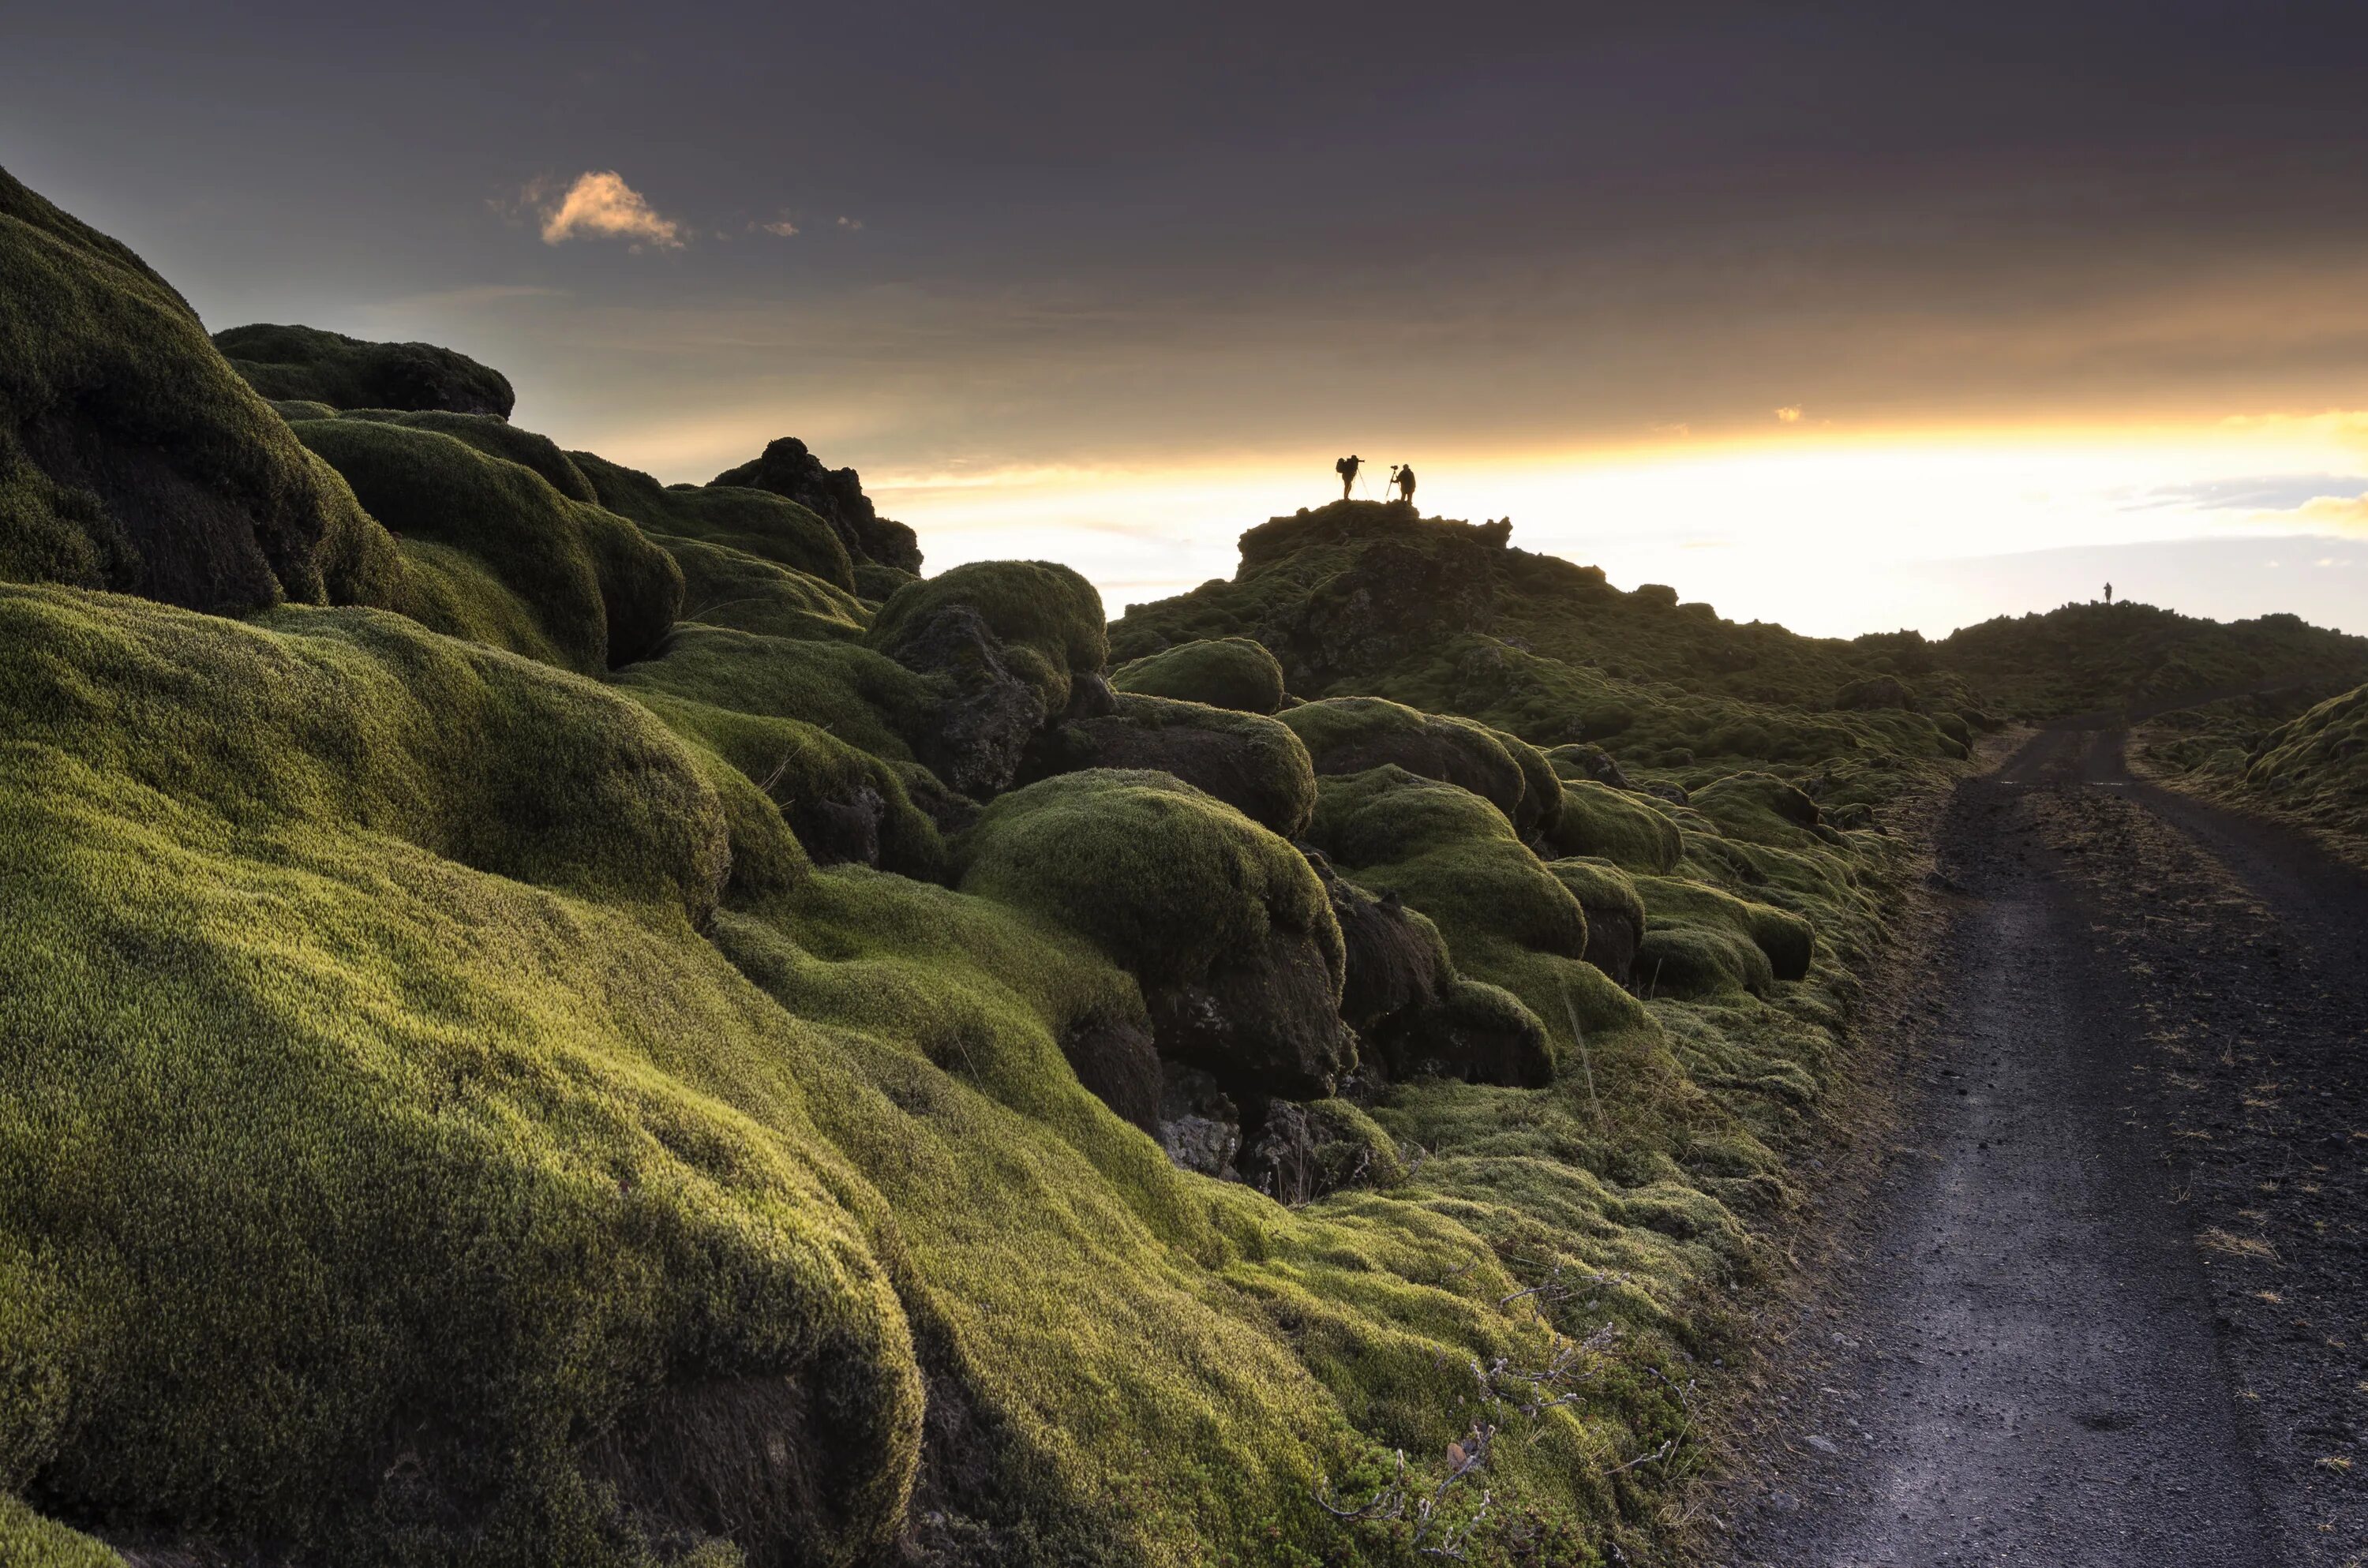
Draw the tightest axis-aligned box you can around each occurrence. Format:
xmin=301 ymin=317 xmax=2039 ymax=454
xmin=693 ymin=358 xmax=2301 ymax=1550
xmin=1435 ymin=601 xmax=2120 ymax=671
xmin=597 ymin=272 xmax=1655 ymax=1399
xmin=1718 ymin=724 xmax=2368 ymax=1567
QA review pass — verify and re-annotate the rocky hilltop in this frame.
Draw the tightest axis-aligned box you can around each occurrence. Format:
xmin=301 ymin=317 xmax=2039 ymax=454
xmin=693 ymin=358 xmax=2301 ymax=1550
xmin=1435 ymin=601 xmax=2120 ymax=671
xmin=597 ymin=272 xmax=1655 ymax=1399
xmin=1 ymin=164 xmax=2348 ymax=1567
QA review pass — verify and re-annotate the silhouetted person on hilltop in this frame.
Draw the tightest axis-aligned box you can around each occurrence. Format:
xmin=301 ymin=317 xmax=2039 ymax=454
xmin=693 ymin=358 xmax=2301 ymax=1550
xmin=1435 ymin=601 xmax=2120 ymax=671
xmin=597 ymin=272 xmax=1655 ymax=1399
xmin=1393 ymin=463 xmax=1417 ymax=507
xmin=1336 ymin=455 xmax=1362 ymax=500
xmin=2104 ymin=582 xmax=2114 ymax=604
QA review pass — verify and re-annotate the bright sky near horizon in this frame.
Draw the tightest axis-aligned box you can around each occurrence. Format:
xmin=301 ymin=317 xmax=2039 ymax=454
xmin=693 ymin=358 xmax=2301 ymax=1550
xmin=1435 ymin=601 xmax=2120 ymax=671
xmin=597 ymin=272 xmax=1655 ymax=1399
xmin=9 ymin=2 xmax=2367 ymax=639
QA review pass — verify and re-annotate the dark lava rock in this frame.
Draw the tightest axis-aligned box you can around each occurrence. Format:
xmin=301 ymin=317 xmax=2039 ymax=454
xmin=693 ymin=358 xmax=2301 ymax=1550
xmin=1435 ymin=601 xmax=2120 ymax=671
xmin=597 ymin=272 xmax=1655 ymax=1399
xmin=1156 ymin=1066 xmax=1242 ymax=1179
xmin=1143 ymin=934 xmax=1354 ymax=1104
xmin=1304 ymin=848 xmax=1447 ymax=1035
xmin=1370 ymin=979 xmax=1555 ymax=1089
xmin=1058 ymin=1012 xmax=1163 ymax=1134
xmin=710 ymin=436 xmax=922 ymax=572
xmin=1238 ymin=1098 xmax=1405 ymax=1203
xmin=214 ymin=323 xmax=515 ymax=419
xmin=881 ymin=602 xmax=1047 ymax=798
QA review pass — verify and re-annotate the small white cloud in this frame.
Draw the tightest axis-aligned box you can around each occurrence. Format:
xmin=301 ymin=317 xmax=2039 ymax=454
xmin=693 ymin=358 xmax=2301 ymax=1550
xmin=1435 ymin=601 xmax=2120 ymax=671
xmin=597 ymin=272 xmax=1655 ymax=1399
xmin=757 ymin=215 xmax=800 ymax=237
xmin=536 ymin=171 xmax=684 ymax=249
xmin=836 ymin=215 xmax=864 ymax=230
xmin=1774 ymin=406 xmax=1804 ymax=423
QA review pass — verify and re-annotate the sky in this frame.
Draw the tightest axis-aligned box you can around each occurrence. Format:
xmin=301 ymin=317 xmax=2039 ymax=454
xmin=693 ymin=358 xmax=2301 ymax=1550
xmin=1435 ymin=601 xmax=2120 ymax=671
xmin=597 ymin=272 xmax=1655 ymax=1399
xmin=7 ymin=0 xmax=2368 ymax=637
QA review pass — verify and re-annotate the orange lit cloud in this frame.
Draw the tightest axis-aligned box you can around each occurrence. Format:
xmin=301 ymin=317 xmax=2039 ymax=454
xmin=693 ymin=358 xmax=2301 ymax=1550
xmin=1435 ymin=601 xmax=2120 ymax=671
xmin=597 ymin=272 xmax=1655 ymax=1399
xmin=537 ymin=172 xmax=683 ymax=249
xmin=2291 ymin=492 xmax=2368 ymax=533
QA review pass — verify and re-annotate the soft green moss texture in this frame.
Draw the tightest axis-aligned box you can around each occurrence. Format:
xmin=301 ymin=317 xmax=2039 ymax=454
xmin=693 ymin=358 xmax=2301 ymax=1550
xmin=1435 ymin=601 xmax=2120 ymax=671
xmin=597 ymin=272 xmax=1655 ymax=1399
xmin=0 ymin=164 xmax=2176 ymax=1567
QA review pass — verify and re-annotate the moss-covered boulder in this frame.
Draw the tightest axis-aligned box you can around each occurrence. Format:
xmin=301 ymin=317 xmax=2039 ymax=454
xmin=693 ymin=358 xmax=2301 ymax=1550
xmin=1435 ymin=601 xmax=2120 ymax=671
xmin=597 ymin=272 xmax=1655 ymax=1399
xmin=710 ymin=436 xmax=921 ymax=572
xmin=295 ymin=417 xmax=682 ymax=675
xmin=852 ymin=561 xmax=920 ymax=602
xmin=869 ymin=560 xmax=1108 ymax=717
xmin=661 ymin=533 xmax=870 ymax=643
xmin=1635 ymin=924 xmax=1775 ymax=1000
xmin=1017 ymin=693 xmax=1317 ymax=836
xmin=1690 ymin=771 xmax=1838 ymax=849
xmin=1305 ymin=766 xmax=1589 ymax=1085
xmin=213 ymin=322 xmax=515 ymax=417
xmin=572 ymin=449 xmax=856 ymax=593
xmin=1547 ymin=857 xmax=1648 ymax=984
xmin=1112 ymin=636 xmax=1287 ymax=714
xmin=865 ymin=562 xmax=1111 ymax=799
xmin=956 ymin=770 xmax=1351 ymax=1101
xmin=1634 ymin=874 xmax=1815 ymax=982
xmin=1278 ymin=696 xmax=1541 ymax=829
xmin=1383 ymin=976 xmax=1556 ymax=1087
xmin=0 ymin=585 xmax=941 ymax=1562
xmin=635 ymin=691 xmax=947 ymax=878
xmin=1306 ymin=848 xmax=1448 ymax=1035
xmin=613 ymin=623 xmax=937 ymax=765
xmin=0 ymin=167 xmax=403 ymax=616
xmin=1544 ymin=779 xmax=1684 ymax=873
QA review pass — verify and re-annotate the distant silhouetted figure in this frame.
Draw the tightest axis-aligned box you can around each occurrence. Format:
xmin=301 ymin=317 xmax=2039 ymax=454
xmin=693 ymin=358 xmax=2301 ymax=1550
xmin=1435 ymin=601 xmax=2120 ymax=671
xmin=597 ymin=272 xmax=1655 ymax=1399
xmin=1393 ymin=463 xmax=1417 ymax=507
xmin=2104 ymin=582 xmax=2114 ymax=604
xmin=1336 ymin=455 xmax=1362 ymax=500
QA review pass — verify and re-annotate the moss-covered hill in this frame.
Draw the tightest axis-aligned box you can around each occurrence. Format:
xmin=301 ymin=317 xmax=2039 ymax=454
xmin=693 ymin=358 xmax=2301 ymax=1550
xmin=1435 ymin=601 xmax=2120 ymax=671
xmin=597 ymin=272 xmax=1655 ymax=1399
xmin=0 ymin=161 xmax=2278 ymax=1567
xmin=1111 ymin=504 xmax=1985 ymax=795
xmin=1928 ymin=600 xmax=2368 ymax=721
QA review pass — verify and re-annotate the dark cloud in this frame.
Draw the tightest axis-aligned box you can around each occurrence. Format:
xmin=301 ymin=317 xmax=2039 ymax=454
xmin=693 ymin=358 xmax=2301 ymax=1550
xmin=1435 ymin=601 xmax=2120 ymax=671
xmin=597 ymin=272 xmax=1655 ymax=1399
xmin=7 ymin=2 xmax=2368 ymax=474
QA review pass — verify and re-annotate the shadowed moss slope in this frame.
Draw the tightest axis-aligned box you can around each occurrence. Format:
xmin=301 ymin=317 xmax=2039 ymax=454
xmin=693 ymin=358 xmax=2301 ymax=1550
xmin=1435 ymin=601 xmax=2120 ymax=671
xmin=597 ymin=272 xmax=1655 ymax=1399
xmin=0 ymin=167 xmax=404 ymax=616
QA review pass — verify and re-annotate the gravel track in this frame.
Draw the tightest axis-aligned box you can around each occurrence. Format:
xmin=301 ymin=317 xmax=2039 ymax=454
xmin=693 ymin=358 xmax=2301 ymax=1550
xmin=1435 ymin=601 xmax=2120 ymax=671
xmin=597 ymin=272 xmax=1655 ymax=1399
xmin=1718 ymin=722 xmax=2368 ymax=1567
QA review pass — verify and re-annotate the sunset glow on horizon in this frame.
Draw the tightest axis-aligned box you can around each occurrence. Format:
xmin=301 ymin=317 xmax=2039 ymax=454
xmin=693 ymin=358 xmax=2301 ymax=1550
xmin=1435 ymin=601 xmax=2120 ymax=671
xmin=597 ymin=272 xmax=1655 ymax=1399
xmin=844 ymin=414 xmax=2368 ymax=638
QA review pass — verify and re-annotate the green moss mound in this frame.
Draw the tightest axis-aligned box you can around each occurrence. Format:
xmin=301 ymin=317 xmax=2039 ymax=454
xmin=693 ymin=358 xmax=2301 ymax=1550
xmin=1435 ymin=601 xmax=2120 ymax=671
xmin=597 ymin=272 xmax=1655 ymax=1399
xmin=1306 ymin=765 xmax=1621 ymax=1076
xmin=0 ymin=166 xmax=403 ymax=616
xmin=1547 ymin=856 xmax=1649 ymax=982
xmin=852 ymin=561 xmax=919 ymax=602
xmin=0 ymin=1498 xmax=123 ymax=1568
xmin=572 ymin=450 xmax=856 ymax=593
xmin=0 ymin=584 xmax=934 ymax=1562
xmin=212 ymin=321 xmax=515 ymax=418
xmin=1634 ymin=925 xmax=1775 ymax=1000
xmin=956 ymin=769 xmax=1350 ymax=1098
xmin=957 ymin=770 xmax=1336 ymax=991
xmin=295 ymin=417 xmax=681 ymax=675
xmin=868 ymin=560 xmax=1109 ymax=716
xmin=1634 ymin=874 xmax=1814 ymax=982
xmin=1019 ymin=692 xmax=1317 ymax=836
xmin=335 ymin=408 xmax=597 ymax=501
xmin=0 ymin=586 xmax=732 ymax=919
xmin=1280 ymin=696 xmax=1534 ymax=829
xmin=1688 ymin=772 xmax=1835 ymax=851
xmin=614 ymin=622 xmax=937 ymax=764
xmin=661 ymin=533 xmax=869 ymax=643
xmin=1111 ymin=636 xmax=1287 ymax=714
xmin=1546 ymin=780 xmax=1684 ymax=873
xmin=635 ymin=691 xmax=946 ymax=878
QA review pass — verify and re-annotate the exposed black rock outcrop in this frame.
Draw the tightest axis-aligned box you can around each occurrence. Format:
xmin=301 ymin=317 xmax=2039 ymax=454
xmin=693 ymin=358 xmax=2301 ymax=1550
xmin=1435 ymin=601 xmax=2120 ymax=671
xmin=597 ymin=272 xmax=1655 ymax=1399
xmin=710 ymin=436 xmax=922 ymax=573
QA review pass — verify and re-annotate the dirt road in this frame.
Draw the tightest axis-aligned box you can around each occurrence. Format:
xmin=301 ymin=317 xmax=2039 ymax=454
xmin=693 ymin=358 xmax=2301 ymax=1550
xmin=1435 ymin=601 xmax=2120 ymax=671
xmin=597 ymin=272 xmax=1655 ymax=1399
xmin=1721 ymin=724 xmax=2368 ymax=1566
